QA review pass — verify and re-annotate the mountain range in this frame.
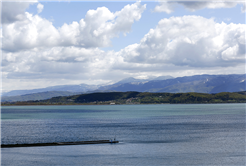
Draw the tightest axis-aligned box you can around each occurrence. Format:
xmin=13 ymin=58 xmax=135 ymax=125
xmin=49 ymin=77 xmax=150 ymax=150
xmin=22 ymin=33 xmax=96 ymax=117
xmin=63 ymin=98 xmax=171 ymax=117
xmin=104 ymin=74 xmax=245 ymax=93
xmin=2 ymin=74 xmax=245 ymax=102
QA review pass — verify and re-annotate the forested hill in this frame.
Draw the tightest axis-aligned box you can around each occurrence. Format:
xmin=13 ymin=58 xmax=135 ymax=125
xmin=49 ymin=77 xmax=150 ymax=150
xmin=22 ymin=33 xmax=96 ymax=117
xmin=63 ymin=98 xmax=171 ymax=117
xmin=3 ymin=91 xmax=246 ymax=105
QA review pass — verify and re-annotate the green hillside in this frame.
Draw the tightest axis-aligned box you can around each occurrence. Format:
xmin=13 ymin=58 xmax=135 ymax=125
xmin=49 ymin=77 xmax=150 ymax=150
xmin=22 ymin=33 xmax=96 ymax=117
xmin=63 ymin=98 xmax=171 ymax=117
xmin=2 ymin=91 xmax=246 ymax=105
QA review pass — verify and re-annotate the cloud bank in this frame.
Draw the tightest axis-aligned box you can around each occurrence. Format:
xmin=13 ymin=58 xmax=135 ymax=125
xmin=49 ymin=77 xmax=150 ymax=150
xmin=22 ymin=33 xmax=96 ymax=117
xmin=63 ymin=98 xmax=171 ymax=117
xmin=1 ymin=1 xmax=245 ymax=91
xmin=3 ymin=15 xmax=245 ymax=78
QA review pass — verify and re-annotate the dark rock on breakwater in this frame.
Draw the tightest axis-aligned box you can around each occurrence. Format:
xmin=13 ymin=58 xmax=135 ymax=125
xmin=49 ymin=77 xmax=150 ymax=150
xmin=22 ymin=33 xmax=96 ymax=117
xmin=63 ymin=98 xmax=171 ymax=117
xmin=1 ymin=140 xmax=119 ymax=148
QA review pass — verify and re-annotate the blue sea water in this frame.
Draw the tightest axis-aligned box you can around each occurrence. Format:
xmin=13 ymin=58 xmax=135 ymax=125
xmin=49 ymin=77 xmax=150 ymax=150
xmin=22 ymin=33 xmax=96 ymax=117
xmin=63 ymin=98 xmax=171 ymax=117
xmin=1 ymin=104 xmax=245 ymax=165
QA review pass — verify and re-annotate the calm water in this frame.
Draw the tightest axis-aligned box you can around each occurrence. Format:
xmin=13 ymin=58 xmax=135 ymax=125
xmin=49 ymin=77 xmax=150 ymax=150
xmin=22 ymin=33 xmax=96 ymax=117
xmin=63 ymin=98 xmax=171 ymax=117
xmin=1 ymin=104 xmax=246 ymax=165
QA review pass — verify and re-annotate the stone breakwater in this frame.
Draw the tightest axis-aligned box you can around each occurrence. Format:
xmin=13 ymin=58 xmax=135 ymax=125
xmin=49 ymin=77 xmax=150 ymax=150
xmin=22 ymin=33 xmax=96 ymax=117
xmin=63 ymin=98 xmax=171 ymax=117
xmin=1 ymin=140 xmax=119 ymax=148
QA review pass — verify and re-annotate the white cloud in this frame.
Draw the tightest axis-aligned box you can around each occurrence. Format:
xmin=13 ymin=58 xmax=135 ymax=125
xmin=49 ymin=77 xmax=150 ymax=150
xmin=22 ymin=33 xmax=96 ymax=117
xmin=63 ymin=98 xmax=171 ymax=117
xmin=154 ymin=1 xmax=176 ymax=14
xmin=221 ymin=45 xmax=239 ymax=60
xmin=241 ymin=2 xmax=246 ymax=13
xmin=0 ymin=27 xmax=2 ymax=38
xmin=3 ymin=13 xmax=60 ymax=52
xmin=118 ymin=16 xmax=245 ymax=68
xmin=1 ymin=1 xmax=147 ymax=90
xmin=2 ymin=44 xmax=123 ymax=84
xmin=2 ymin=1 xmax=146 ymax=52
xmin=1 ymin=2 xmax=245 ymax=91
xmin=2 ymin=46 xmax=104 ymax=68
xmin=154 ymin=1 xmax=244 ymax=13
xmin=3 ymin=15 xmax=245 ymax=84
xmin=1 ymin=1 xmax=37 ymax=24
xmin=37 ymin=3 xmax=44 ymax=14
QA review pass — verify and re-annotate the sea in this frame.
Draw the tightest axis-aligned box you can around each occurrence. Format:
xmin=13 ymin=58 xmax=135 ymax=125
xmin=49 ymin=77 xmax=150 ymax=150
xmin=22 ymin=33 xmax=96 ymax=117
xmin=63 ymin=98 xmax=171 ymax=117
xmin=1 ymin=103 xmax=245 ymax=166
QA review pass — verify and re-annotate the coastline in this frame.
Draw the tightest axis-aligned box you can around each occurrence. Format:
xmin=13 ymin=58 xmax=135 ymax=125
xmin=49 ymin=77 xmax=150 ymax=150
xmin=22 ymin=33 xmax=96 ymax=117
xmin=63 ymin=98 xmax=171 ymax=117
xmin=1 ymin=102 xmax=245 ymax=106
xmin=2 ymin=91 xmax=246 ymax=106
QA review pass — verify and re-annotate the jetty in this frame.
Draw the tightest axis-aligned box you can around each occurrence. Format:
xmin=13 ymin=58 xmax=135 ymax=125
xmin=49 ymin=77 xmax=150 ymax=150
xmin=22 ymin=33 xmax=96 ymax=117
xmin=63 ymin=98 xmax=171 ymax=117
xmin=1 ymin=140 xmax=119 ymax=148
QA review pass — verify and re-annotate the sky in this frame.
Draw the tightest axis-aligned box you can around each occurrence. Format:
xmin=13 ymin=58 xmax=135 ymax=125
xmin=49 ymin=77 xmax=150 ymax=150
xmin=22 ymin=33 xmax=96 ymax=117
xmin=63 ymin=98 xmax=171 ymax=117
xmin=1 ymin=0 xmax=246 ymax=92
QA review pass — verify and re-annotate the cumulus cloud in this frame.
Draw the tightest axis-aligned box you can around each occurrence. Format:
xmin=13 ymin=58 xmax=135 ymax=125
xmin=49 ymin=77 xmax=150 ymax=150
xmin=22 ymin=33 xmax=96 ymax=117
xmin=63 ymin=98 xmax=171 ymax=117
xmin=241 ymin=2 xmax=246 ymax=13
xmin=2 ymin=47 xmax=105 ymax=80
xmin=3 ymin=15 xmax=245 ymax=84
xmin=2 ymin=2 xmax=146 ymax=52
xmin=1 ymin=1 xmax=37 ymax=24
xmin=3 ymin=16 xmax=246 ymax=83
xmin=2 ymin=46 xmax=104 ymax=67
xmin=37 ymin=3 xmax=44 ymax=14
xmin=118 ymin=16 xmax=245 ymax=68
xmin=0 ymin=27 xmax=2 ymax=37
xmin=1 ymin=1 xmax=147 ymax=89
xmin=154 ymin=1 xmax=243 ymax=13
xmin=1 ymin=2 xmax=245 ymax=91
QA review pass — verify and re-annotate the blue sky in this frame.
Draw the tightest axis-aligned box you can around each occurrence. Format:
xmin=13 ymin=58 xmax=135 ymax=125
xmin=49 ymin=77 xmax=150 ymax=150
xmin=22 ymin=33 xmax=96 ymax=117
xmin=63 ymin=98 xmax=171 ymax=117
xmin=1 ymin=1 xmax=246 ymax=91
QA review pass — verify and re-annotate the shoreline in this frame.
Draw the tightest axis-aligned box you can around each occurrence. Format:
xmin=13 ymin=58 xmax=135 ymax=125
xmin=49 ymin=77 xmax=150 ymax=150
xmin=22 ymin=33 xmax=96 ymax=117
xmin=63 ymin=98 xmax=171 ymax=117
xmin=1 ymin=102 xmax=245 ymax=106
xmin=2 ymin=91 xmax=246 ymax=106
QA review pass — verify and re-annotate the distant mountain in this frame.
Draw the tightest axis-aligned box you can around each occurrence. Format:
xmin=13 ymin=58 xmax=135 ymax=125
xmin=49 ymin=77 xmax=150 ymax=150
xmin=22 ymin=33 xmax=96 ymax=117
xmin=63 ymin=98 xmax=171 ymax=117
xmin=152 ymin=75 xmax=173 ymax=81
xmin=2 ymin=84 xmax=99 ymax=97
xmin=117 ymin=75 xmax=173 ymax=84
xmin=103 ymin=74 xmax=246 ymax=93
xmin=2 ymin=74 xmax=245 ymax=102
xmin=1 ymin=91 xmax=80 ymax=102
xmin=116 ymin=77 xmax=141 ymax=84
xmin=98 ymin=75 xmax=173 ymax=91
xmin=1 ymin=75 xmax=174 ymax=97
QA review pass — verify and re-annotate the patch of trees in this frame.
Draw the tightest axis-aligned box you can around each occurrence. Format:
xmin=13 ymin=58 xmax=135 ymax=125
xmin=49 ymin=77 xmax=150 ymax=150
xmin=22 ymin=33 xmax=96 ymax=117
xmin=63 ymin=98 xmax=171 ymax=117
xmin=2 ymin=91 xmax=246 ymax=106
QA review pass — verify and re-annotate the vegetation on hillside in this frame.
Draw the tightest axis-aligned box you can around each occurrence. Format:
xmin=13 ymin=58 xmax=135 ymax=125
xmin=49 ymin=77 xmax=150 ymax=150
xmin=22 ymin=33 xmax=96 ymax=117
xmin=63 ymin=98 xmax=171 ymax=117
xmin=2 ymin=91 xmax=246 ymax=106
